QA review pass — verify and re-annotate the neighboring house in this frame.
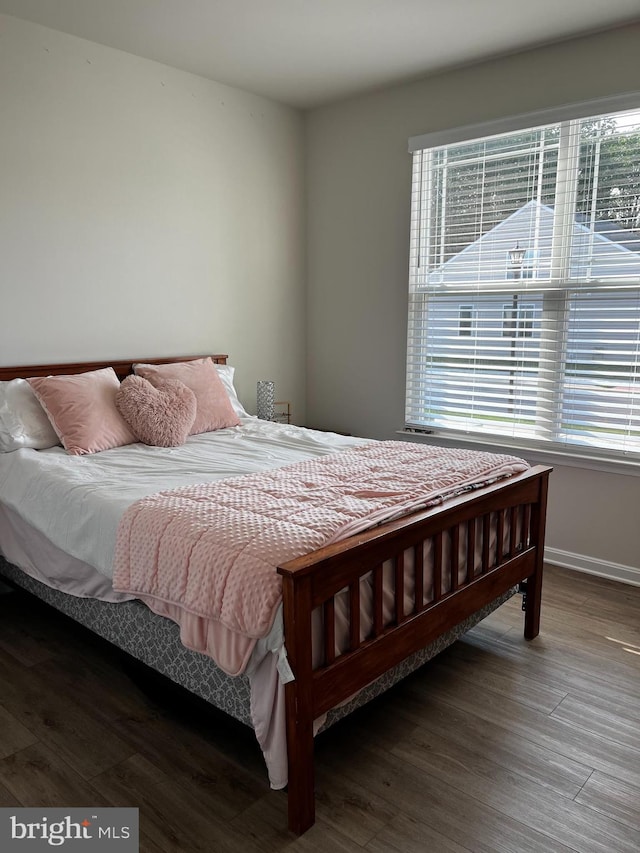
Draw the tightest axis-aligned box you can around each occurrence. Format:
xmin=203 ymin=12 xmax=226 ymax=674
xmin=415 ymin=202 xmax=640 ymax=443
xmin=426 ymin=199 xmax=640 ymax=287
xmin=422 ymin=199 xmax=640 ymax=347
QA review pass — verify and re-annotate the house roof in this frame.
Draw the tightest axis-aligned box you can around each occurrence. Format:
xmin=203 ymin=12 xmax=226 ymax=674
xmin=428 ymin=200 xmax=640 ymax=285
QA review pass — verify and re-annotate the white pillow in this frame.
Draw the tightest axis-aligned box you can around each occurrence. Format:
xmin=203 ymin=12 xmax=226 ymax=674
xmin=0 ymin=378 xmax=60 ymax=451
xmin=214 ymin=364 xmax=252 ymax=419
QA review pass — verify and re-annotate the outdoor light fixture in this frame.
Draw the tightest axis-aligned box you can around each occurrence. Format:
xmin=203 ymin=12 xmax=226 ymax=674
xmin=508 ymin=241 xmax=526 ymax=270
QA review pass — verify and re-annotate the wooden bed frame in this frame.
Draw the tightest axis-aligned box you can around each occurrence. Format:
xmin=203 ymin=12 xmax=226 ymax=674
xmin=0 ymin=355 xmax=551 ymax=835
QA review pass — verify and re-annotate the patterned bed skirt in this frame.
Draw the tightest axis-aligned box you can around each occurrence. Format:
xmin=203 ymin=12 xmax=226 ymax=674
xmin=0 ymin=556 xmax=516 ymax=738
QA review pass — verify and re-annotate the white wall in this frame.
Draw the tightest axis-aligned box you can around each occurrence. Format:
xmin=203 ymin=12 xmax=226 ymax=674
xmin=0 ymin=14 xmax=305 ymax=419
xmin=2 ymin=13 xmax=638 ymax=580
xmin=306 ymin=25 xmax=640 ymax=580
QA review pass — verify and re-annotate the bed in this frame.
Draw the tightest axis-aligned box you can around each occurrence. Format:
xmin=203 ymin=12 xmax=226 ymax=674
xmin=0 ymin=354 xmax=551 ymax=834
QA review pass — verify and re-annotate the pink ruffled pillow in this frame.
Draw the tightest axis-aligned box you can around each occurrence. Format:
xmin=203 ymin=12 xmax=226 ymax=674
xmin=133 ymin=357 xmax=240 ymax=435
xmin=116 ymin=375 xmax=197 ymax=447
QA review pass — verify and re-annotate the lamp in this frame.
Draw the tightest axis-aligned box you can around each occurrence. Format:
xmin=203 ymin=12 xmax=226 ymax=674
xmin=256 ymin=380 xmax=275 ymax=420
xmin=508 ymin=241 xmax=526 ymax=275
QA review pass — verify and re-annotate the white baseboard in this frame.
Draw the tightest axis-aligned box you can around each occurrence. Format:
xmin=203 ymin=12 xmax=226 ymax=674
xmin=545 ymin=547 xmax=640 ymax=588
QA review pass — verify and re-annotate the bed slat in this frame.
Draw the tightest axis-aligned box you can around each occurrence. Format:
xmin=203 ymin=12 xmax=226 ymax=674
xmin=373 ymin=564 xmax=384 ymax=636
xmin=496 ymin=510 xmax=505 ymax=565
xmin=510 ymin=505 xmax=518 ymax=556
xmin=323 ymin=599 xmax=336 ymax=665
xmin=523 ymin=503 xmax=532 ymax=548
xmin=482 ymin=514 xmax=491 ymax=573
xmin=467 ymin=518 xmax=476 ymax=583
xmin=433 ymin=533 xmax=443 ymax=602
xmin=349 ymin=582 xmax=360 ymax=651
xmin=395 ymin=553 xmax=404 ymax=625
xmin=414 ymin=543 xmax=424 ymax=613
xmin=450 ymin=525 xmax=460 ymax=591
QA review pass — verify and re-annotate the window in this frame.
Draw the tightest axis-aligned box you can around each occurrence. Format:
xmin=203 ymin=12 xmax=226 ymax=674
xmin=406 ymin=100 xmax=640 ymax=459
xmin=458 ymin=304 xmax=475 ymax=336
xmin=502 ymin=301 xmax=535 ymax=339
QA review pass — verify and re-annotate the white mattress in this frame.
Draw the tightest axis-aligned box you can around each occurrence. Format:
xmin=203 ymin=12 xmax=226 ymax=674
xmin=0 ymin=418 xmax=366 ymax=578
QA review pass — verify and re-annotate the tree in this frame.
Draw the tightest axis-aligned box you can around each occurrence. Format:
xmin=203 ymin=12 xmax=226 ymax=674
xmin=577 ymin=129 xmax=640 ymax=232
xmin=424 ymin=113 xmax=640 ymax=269
xmin=427 ymin=127 xmax=558 ymax=265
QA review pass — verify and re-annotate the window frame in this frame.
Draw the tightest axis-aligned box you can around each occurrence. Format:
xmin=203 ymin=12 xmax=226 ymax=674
xmin=406 ymin=92 xmax=640 ymax=468
xmin=458 ymin=304 xmax=476 ymax=337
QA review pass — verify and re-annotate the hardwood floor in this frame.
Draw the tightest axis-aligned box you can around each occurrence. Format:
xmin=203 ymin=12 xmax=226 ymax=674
xmin=0 ymin=565 xmax=638 ymax=852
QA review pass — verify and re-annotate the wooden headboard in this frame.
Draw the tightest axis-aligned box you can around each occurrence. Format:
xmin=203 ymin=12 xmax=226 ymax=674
xmin=0 ymin=355 xmax=229 ymax=382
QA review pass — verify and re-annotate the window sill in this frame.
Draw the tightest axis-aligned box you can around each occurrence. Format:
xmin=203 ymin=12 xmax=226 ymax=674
xmin=396 ymin=429 xmax=640 ymax=478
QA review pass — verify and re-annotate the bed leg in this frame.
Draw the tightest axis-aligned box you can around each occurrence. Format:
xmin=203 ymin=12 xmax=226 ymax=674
xmin=280 ymin=572 xmax=316 ymax=834
xmin=524 ymin=472 xmax=549 ymax=640
xmin=524 ymin=568 xmax=543 ymax=640
xmin=285 ymin=681 xmax=315 ymax=834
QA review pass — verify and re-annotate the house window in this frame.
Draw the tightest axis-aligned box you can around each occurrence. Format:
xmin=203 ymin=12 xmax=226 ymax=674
xmin=459 ymin=304 xmax=475 ymax=336
xmin=406 ymin=100 xmax=640 ymax=459
xmin=502 ymin=302 xmax=535 ymax=339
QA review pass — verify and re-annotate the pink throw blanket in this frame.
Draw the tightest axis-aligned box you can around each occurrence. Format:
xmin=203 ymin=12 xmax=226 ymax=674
xmin=112 ymin=442 xmax=528 ymax=675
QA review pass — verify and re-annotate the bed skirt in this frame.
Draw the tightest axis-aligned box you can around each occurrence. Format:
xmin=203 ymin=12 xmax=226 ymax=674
xmin=0 ymin=554 xmax=517 ymax=741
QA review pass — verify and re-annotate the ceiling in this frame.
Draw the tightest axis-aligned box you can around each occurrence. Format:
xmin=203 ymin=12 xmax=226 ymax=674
xmin=1 ymin=0 xmax=639 ymax=108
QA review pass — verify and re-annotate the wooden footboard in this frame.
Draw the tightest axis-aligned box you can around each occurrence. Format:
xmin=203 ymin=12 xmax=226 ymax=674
xmin=278 ymin=463 xmax=551 ymax=834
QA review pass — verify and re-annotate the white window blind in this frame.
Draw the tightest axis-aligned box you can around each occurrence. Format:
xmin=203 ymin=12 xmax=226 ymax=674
xmin=406 ymin=103 xmax=640 ymax=459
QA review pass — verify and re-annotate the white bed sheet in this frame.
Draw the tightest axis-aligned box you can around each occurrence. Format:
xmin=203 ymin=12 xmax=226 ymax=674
xmin=0 ymin=418 xmax=367 ymax=578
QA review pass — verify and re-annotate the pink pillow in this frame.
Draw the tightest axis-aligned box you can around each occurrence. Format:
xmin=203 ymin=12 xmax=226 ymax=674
xmin=116 ymin=375 xmax=197 ymax=447
xmin=28 ymin=368 xmax=136 ymax=455
xmin=133 ymin=358 xmax=240 ymax=435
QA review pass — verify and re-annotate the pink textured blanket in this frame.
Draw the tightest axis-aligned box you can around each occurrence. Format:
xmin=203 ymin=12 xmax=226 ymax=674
xmin=112 ymin=441 xmax=528 ymax=675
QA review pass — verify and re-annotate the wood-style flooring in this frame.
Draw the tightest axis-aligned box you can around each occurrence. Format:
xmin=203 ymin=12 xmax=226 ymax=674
xmin=0 ymin=564 xmax=638 ymax=852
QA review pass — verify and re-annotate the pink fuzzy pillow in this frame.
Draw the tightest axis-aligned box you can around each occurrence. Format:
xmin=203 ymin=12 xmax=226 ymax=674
xmin=116 ymin=375 xmax=197 ymax=447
